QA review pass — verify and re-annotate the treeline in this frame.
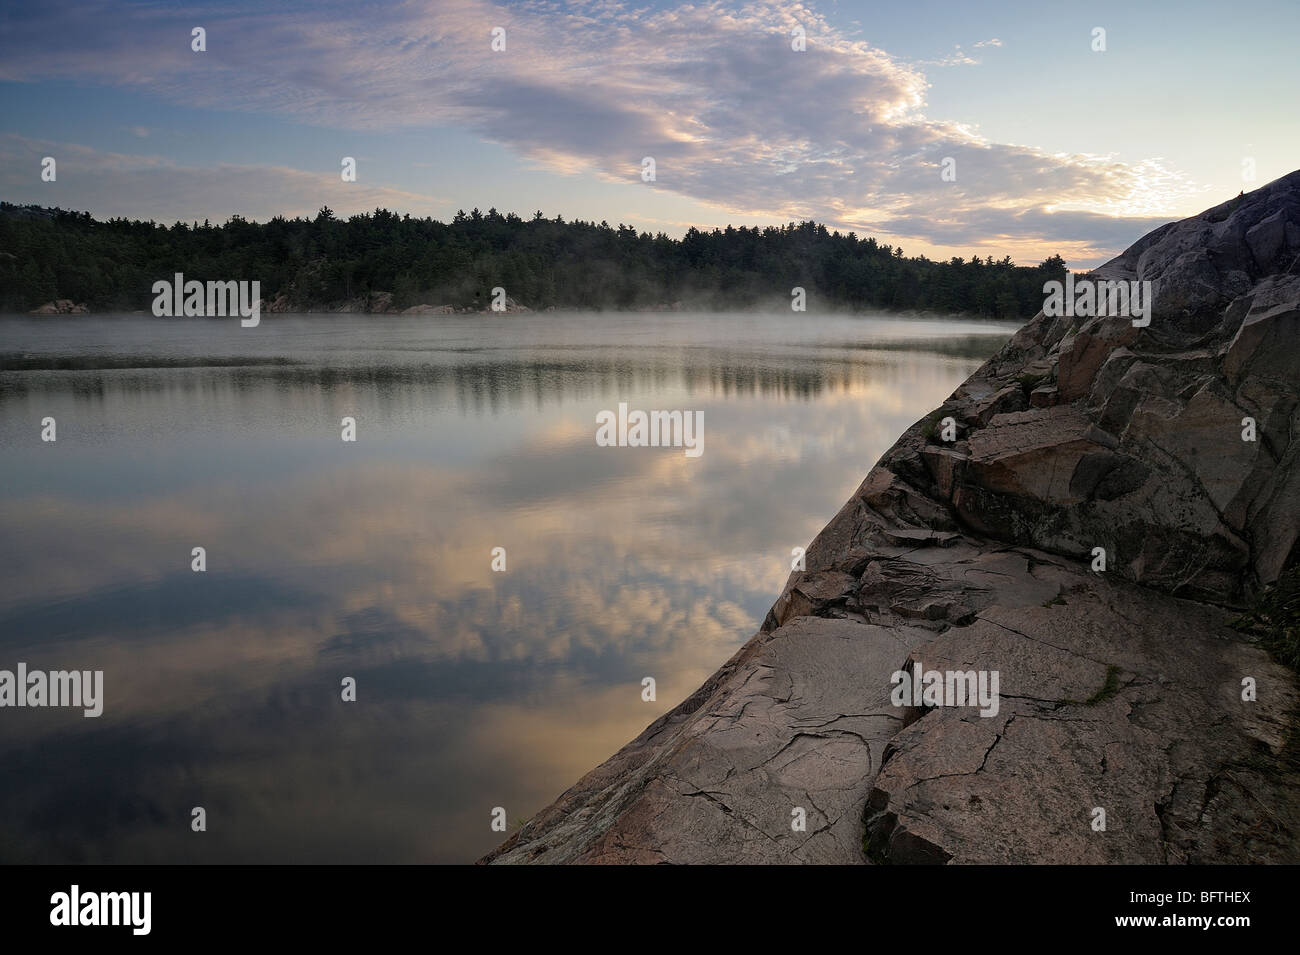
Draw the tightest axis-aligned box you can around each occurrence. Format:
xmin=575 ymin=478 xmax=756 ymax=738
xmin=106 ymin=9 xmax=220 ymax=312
xmin=0 ymin=202 xmax=1068 ymax=317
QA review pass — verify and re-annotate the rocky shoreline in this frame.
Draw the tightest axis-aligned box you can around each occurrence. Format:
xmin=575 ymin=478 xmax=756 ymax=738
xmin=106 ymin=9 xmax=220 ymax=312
xmin=261 ymin=292 xmax=689 ymax=315
xmin=28 ymin=294 xmax=691 ymax=316
xmin=29 ymin=299 xmax=89 ymax=315
xmin=261 ymin=290 xmax=543 ymax=315
xmin=482 ymin=171 xmax=1300 ymax=864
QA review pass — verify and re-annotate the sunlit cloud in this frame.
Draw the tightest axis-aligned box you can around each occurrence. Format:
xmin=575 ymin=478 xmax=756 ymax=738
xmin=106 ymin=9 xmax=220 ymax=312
xmin=0 ymin=1 xmax=1204 ymax=260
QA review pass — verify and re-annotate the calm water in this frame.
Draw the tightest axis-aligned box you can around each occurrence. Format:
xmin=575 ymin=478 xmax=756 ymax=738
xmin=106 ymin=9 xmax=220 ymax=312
xmin=0 ymin=311 xmax=1016 ymax=863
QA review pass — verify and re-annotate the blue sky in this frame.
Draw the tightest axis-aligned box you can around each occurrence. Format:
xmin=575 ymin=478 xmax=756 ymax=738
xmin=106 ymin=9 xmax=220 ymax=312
xmin=1 ymin=0 xmax=1296 ymax=267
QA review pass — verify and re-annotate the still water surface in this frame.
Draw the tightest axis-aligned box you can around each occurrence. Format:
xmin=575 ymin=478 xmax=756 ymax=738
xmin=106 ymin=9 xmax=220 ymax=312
xmin=0 ymin=311 xmax=1016 ymax=862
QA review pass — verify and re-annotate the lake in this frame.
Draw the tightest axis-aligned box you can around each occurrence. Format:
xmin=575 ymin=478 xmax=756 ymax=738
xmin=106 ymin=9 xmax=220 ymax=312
xmin=0 ymin=311 xmax=1017 ymax=863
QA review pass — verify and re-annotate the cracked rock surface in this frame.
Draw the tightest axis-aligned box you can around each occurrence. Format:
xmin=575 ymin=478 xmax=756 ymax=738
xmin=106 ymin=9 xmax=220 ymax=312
xmin=483 ymin=171 xmax=1300 ymax=865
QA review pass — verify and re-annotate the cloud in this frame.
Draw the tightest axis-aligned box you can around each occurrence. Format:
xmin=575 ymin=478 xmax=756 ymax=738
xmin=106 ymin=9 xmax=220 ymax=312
xmin=921 ymin=39 xmax=1003 ymax=67
xmin=922 ymin=50 xmax=980 ymax=67
xmin=0 ymin=134 xmax=445 ymax=221
xmin=0 ymin=0 xmax=1202 ymax=261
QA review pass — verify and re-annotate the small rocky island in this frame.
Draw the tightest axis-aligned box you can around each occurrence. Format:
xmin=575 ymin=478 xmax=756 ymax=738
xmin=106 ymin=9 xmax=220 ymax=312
xmin=483 ymin=171 xmax=1300 ymax=864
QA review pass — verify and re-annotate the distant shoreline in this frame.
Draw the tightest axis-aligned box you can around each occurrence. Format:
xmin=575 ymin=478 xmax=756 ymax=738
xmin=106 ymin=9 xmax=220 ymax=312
xmin=1 ymin=203 xmax=1067 ymax=320
xmin=13 ymin=302 xmax=1026 ymax=323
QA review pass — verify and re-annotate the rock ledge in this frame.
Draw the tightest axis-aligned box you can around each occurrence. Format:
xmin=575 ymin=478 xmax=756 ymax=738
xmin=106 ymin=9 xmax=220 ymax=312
xmin=483 ymin=172 xmax=1300 ymax=864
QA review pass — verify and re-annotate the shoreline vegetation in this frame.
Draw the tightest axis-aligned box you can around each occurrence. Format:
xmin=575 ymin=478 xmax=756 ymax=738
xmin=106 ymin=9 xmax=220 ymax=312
xmin=1 ymin=202 xmax=1067 ymax=318
xmin=10 ymin=301 xmax=1026 ymax=320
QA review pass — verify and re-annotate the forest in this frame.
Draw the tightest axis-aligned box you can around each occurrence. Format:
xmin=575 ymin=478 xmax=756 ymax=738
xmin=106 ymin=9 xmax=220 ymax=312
xmin=0 ymin=202 xmax=1068 ymax=317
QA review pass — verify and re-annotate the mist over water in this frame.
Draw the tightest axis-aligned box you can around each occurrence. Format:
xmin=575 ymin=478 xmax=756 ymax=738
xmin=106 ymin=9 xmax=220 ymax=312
xmin=0 ymin=311 xmax=1016 ymax=863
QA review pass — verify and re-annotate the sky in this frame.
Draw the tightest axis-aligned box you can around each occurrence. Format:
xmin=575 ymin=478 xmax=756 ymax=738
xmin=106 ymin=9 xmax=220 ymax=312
xmin=0 ymin=0 xmax=1296 ymax=268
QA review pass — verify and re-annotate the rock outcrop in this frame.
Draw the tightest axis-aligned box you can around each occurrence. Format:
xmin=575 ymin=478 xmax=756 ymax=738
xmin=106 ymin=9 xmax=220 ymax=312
xmin=262 ymin=289 xmax=531 ymax=314
xmin=400 ymin=303 xmax=456 ymax=315
xmin=30 ymin=299 xmax=89 ymax=314
xmin=482 ymin=172 xmax=1300 ymax=865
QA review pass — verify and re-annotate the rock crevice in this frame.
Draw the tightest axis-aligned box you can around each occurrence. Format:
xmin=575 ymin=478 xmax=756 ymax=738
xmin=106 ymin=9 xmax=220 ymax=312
xmin=483 ymin=172 xmax=1300 ymax=865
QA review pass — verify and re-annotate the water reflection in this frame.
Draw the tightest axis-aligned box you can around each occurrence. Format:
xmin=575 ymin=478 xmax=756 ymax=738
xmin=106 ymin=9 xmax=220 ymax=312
xmin=0 ymin=312 xmax=1016 ymax=862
